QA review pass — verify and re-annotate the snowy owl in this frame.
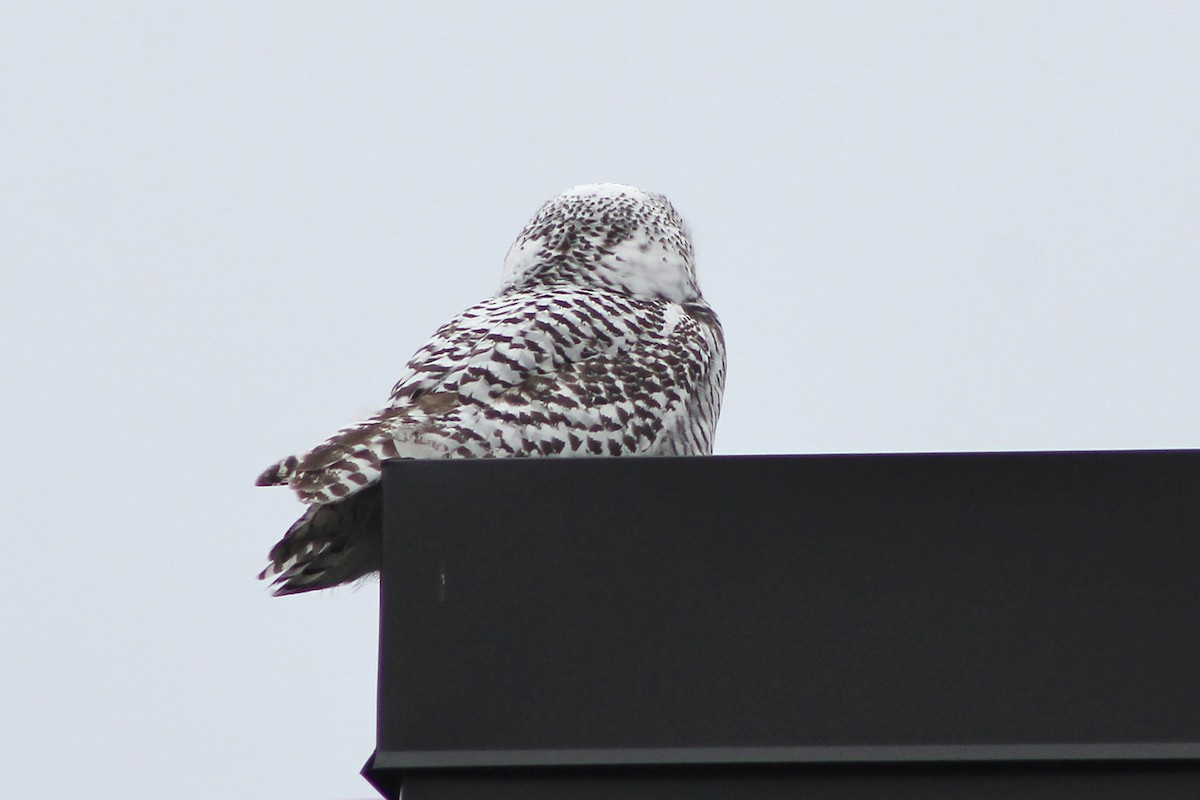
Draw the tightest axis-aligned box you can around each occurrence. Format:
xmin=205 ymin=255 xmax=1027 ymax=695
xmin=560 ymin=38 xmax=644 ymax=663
xmin=256 ymin=184 xmax=726 ymax=595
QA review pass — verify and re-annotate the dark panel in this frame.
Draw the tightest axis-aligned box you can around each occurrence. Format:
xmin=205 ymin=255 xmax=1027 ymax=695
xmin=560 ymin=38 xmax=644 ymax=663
xmin=397 ymin=763 xmax=1200 ymax=800
xmin=375 ymin=452 xmax=1200 ymax=762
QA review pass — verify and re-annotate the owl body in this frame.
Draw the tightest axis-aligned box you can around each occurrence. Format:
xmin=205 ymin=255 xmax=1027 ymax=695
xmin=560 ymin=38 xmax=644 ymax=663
xmin=257 ymin=184 xmax=725 ymax=594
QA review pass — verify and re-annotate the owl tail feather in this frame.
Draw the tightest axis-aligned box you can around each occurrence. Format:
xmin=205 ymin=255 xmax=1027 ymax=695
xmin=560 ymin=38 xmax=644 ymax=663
xmin=259 ymin=483 xmax=384 ymax=596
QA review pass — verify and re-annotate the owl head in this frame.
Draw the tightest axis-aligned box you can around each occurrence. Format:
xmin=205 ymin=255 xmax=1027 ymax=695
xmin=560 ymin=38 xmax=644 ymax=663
xmin=501 ymin=184 xmax=702 ymax=304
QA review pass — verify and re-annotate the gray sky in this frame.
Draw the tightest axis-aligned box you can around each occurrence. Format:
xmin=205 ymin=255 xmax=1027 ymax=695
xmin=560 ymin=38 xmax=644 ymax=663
xmin=3 ymin=3 xmax=1198 ymax=798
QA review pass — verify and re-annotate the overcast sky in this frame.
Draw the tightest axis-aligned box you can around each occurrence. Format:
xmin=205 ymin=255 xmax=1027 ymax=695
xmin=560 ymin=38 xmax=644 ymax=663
xmin=3 ymin=3 xmax=1198 ymax=798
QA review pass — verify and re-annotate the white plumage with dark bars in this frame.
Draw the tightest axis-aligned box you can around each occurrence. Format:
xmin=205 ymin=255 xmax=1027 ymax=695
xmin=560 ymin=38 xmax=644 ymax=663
xmin=256 ymin=184 xmax=726 ymax=595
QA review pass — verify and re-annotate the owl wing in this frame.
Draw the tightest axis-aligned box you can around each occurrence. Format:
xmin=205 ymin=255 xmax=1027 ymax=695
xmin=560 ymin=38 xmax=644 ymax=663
xmin=257 ymin=288 xmax=723 ymax=503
